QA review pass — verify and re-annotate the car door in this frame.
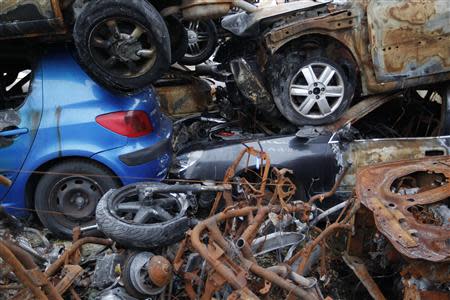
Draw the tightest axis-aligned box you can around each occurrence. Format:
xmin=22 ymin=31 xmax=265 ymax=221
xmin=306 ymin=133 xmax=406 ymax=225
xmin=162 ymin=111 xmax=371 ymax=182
xmin=0 ymin=61 xmax=43 ymax=200
xmin=0 ymin=0 xmax=64 ymax=38
xmin=367 ymin=0 xmax=450 ymax=82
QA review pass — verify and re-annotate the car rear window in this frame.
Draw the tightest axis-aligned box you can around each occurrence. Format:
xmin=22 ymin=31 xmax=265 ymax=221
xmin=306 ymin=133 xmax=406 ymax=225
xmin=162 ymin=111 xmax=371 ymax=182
xmin=1 ymin=61 xmax=33 ymax=110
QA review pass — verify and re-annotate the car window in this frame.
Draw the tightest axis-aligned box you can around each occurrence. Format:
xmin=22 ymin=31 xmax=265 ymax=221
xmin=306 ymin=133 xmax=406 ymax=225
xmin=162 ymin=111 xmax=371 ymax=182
xmin=0 ymin=62 xmax=33 ymax=110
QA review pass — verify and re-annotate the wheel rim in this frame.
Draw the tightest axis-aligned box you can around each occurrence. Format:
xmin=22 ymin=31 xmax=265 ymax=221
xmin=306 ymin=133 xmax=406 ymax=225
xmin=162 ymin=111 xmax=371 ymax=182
xmin=289 ymin=62 xmax=345 ymax=119
xmin=110 ymin=185 xmax=188 ymax=224
xmin=49 ymin=176 xmax=103 ymax=228
xmin=184 ymin=20 xmax=211 ymax=59
xmin=88 ymin=17 xmax=157 ymax=79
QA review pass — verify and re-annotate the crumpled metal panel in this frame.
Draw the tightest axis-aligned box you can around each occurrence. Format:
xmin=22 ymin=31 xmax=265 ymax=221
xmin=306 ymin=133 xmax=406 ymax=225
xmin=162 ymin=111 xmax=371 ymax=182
xmin=0 ymin=0 xmax=64 ymax=38
xmin=336 ymin=136 xmax=450 ymax=191
xmin=368 ymin=0 xmax=450 ymax=81
xmin=0 ymin=0 xmax=55 ymax=22
xmin=356 ymin=155 xmax=450 ymax=262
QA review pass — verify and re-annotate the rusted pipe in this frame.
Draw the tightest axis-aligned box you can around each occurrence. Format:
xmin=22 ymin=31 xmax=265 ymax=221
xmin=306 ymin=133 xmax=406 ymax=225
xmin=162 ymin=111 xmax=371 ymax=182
xmin=289 ymin=223 xmax=352 ymax=274
xmin=267 ymin=265 xmax=315 ymax=288
xmin=247 ymin=261 xmax=320 ymax=300
xmin=308 ymin=168 xmax=348 ymax=205
xmin=45 ymin=237 xmax=113 ymax=276
xmin=240 ymin=207 xmax=270 ymax=244
xmin=191 ymin=218 xmax=246 ymax=290
xmin=236 ymin=238 xmax=257 ymax=263
xmin=0 ymin=242 xmax=47 ymax=300
xmin=1 ymin=241 xmax=38 ymax=270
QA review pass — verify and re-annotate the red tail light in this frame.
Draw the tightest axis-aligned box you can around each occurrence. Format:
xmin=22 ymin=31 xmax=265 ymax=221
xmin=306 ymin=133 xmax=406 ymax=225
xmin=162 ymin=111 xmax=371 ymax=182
xmin=96 ymin=111 xmax=153 ymax=138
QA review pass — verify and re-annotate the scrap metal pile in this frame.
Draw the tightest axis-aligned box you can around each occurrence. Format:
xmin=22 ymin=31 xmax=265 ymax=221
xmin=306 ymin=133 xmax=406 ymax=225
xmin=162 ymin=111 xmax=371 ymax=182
xmin=1 ymin=148 xmax=448 ymax=299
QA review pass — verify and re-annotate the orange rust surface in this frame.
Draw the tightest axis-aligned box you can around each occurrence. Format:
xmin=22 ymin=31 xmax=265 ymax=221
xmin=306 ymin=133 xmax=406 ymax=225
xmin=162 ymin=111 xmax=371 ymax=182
xmin=147 ymin=255 xmax=173 ymax=287
xmin=264 ymin=1 xmax=450 ymax=95
xmin=355 ymin=155 xmax=450 ymax=262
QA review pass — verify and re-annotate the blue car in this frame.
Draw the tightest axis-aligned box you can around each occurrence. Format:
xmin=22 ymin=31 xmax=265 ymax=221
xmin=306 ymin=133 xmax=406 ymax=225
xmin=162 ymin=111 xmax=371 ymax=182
xmin=0 ymin=48 xmax=172 ymax=238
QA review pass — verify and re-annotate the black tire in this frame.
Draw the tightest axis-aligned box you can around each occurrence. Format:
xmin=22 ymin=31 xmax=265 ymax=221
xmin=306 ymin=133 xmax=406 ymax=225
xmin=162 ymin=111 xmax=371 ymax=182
xmin=74 ymin=0 xmax=171 ymax=93
xmin=179 ymin=20 xmax=218 ymax=65
xmin=34 ymin=160 xmax=120 ymax=239
xmin=165 ymin=16 xmax=188 ymax=64
xmin=96 ymin=182 xmax=190 ymax=249
xmin=269 ymin=53 xmax=355 ymax=126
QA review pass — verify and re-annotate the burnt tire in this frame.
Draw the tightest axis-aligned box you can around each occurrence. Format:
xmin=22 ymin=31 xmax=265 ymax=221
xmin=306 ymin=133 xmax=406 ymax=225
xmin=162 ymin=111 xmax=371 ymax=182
xmin=269 ymin=53 xmax=355 ymax=126
xmin=179 ymin=19 xmax=218 ymax=65
xmin=96 ymin=183 xmax=190 ymax=249
xmin=74 ymin=0 xmax=171 ymax=93
xmin=34 ymin=160 xmax=120 ymax=239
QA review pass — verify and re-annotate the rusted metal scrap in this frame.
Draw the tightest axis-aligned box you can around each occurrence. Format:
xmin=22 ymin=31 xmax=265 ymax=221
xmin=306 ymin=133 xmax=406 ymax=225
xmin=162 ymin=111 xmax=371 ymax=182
xmin=0 ymin=234 xmax=113 ymax=300
xmin=210 ymin=146 xmax=271 ymax=216
xmin=356 ymin=155 xmax=450 ymax=262
xmin=188 ymin=203 xmax=321 ymax=299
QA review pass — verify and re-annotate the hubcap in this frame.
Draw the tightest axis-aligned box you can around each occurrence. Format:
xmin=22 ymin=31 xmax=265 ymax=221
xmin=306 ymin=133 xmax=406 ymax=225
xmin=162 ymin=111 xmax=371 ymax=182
xmin=289 ymin=62 xmax=345 ymax=119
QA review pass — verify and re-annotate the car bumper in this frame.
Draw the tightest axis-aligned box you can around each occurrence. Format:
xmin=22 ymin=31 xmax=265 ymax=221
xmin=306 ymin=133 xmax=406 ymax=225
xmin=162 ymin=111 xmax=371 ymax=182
xmin=119 ymin=138 xmax=172 ymax=166
xmin=92 ymin=116 xmax=173 ymax=185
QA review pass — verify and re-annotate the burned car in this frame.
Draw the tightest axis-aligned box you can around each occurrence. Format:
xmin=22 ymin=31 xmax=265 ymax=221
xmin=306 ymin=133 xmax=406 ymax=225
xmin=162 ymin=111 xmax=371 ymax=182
xmin=217 ymin=0 xmax=450 ymax=126
xmin=0 ymin=0 xmax=255 ymax=92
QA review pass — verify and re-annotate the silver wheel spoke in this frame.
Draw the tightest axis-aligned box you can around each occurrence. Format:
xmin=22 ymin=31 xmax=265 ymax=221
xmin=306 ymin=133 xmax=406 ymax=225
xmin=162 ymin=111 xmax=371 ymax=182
xmin=317 ymin=98 xmax=332 ymax=115
xmin=319 ymin=66 xmax=335 ymax=86
xmin=106 ymin=20 xmax=120 ymax=36
xmin=192 ymin=43 xmax=201 ymax=54
xmin=325 ymin=85 xmax=344 ymax=97
xmin=301 ymin=65 xmax=318 ymax=85
xmin=298 ymin=96 xmax=316 ymax=115
xmin=137 ymin=48 xmax=155 ymax=58
xmin=131 ymin=25 xmax=144 ymax=40
xmin=197 ymin=32 xmax=209 ymax=42
xmin=92 ymin=37 xmax=110 ymax=49
xmin=291 ymin=85 xmax=310 ymax=97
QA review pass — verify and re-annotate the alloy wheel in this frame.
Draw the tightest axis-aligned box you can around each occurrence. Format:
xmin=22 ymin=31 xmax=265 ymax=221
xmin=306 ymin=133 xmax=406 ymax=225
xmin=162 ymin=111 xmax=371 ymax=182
xmin=289 ymin=62 xmax=345 ymax=119
xmin=88 ymin=18 xmax=157 ymax=78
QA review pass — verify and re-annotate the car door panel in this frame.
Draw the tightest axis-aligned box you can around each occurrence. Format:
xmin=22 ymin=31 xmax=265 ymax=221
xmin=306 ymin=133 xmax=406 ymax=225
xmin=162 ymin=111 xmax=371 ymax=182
xmin=367 ymin=0 xmax=450 ymax=82
xmin=0 ymin=0 xmax=64 ymax=38
xmin=0 ymin=67 xmax=43 ymax=201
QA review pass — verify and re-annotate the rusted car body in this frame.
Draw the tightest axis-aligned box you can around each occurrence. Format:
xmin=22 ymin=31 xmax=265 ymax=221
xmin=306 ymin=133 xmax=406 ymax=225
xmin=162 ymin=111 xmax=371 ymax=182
xmin=0 ymin=0 xmax=67 ymax=39
xmin=263 ymin=0 xmax=450 ymax=95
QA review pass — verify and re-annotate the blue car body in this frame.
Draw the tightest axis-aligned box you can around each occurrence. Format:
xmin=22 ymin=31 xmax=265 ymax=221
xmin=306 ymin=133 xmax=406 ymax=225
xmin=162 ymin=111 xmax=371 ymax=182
xmin=0 ymin=49 xmax=172 ymax=216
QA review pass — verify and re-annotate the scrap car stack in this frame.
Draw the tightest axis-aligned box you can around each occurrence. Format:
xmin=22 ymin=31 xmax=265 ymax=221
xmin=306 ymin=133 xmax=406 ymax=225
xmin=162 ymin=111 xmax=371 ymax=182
xmin=0 ymin=0 xmax=449 ymax=299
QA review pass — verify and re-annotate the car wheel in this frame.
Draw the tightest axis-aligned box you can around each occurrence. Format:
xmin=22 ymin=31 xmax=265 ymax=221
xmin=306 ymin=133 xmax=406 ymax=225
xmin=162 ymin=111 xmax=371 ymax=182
xmin=74 ymin=0 xmax=171 ymax=93
xmin=122 ymin=252 xmax=166 ymax=299
xmin=96 ymin=182 xmax=191 ymax=249
xmin=270 ymin=54 xmax=355 ymax=126
xmin=34 ymin=160 xmax=120 ymax=239
xmin=179 ymin=20 xmax=218 ymax=65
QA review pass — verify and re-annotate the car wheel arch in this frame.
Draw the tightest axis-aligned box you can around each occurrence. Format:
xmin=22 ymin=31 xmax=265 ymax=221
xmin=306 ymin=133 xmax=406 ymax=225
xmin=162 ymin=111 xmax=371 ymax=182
xmin=25 ymin=156 xmax=122 ymax=210
xmin=270 ymin=34 xmax=360 ymax=94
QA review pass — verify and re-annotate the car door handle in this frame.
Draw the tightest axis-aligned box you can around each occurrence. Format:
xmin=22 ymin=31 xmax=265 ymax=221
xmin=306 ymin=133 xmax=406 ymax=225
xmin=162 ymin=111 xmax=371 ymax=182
xmin=0 ymin=128 xmax=29 ymax=137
